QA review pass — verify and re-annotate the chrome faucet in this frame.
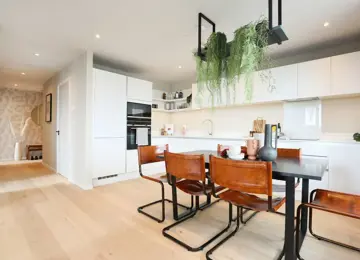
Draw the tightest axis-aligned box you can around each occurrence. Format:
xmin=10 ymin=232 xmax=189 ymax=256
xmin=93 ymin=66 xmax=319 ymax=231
xmin=202 ymin=119 xmax=213 ymax=136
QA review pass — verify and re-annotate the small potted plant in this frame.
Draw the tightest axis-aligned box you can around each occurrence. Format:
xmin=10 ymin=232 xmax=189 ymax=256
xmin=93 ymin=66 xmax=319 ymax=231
xmin=354 ymin=133 xmax=360 ymax=142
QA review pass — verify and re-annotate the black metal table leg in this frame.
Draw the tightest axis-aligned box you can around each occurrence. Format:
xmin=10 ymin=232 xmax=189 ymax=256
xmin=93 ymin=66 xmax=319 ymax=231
xmin=300 ymin=179 xmax=309 ymax=245
xmin=284 ymin=176 xmax=296 ymax=260
xmin=171 ymin=175 xmax=179 ymax=220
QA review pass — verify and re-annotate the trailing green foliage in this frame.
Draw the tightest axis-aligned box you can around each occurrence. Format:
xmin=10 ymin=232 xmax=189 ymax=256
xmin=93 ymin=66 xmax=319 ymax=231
xmin=195 ymin=17 xmax=270 ymax=105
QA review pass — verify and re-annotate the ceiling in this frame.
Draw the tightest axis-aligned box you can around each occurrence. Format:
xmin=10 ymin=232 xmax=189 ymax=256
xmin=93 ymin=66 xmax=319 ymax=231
xmin=1 ymin=0 xmax=360 ymax=91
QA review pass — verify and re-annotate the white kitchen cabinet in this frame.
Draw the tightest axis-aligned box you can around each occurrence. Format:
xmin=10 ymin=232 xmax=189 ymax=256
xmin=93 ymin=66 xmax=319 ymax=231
xmin=127 ymin=77 xmax=152 ymax=103
xmin=298 ymin=58 xmax=331 ymax=98
xmin=192 ymin=83 xmax=210 ymax=109
xmin=234 ymin=76 xmax=247 ymax=104
xmin=235 ymin=65 xmax=298 ymax=104
xmin=328 ymin=144 xmax=360 ymax=195
xmin=192 ymin=80 xmax=237 ymax=108
xmin=126 ymin=150 xmax=139 ymax=173
xmin=331 ymin=51 xmax=360 ymax=95
xmin=270 ymin=65 xmax=298 ymax=100
xmin=252 ymin=70 xmax=271 ymax=103
xmin=93 ymin=69 xmax=127 ymax=138
xmin=93 ymin=138 xmax=126 ymax=178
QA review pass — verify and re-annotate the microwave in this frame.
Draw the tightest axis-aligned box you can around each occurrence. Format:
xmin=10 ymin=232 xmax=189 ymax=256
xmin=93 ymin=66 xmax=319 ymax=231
xmin=127 ymin=102 xmax=152 ymax=118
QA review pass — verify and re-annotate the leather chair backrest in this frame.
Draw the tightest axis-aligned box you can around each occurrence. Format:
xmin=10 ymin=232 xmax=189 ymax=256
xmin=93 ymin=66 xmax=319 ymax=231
xmin=165 ymin=151 xmax=206 ymax=182
xmin=138 ymin=145 xmax=168 ymax=166
xmin=277 ymin=148 xmax=301 ymax=158
xmin=210 ymin=155 xmax=273 ymax=196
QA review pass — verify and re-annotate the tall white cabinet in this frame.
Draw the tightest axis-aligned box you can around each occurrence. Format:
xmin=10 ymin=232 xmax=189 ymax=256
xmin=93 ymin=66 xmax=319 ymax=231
xmin=127 ymin=77 xmax=152 ymax=103
xmin=92 ymin=68 xmax=127 ymax=178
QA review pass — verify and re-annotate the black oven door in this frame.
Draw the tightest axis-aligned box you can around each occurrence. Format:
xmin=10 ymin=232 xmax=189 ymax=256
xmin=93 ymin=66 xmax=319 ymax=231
xmin=127 ymin=126 xmax=151 ymax=150
xmin=127 ymin=102 xmax=151 ymax=118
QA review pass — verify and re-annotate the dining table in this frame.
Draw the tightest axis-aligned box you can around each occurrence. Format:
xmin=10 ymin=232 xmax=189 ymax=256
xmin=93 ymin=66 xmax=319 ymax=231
xmin=159 ymin=150 xmax=329 ymax=260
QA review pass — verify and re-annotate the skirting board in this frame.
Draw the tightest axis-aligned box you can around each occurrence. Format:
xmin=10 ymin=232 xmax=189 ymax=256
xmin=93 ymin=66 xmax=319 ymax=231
xmin=0 ymin=159 xmax=43 ymax=165
xmin=93 ymin=172 xmax=139 ymax=187
xmin=42 ymin=161 xmax=57 ymax=173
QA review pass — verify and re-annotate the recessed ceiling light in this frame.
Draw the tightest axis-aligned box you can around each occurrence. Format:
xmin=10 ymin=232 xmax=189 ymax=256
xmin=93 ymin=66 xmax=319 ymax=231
xmin=14 ymin=84 xmax=18 ymax=87
xmin=95 ymin=34 xmax=100 ymax=39
xmin=21 ymin=72 xmax=26 ymax=75
xmin=324 ymin=22 xmax=330 ymax=27
xmin=34 ymin=53 xmax=40 ymax=56
xmin=178 ymin=65 xmax=182 ymax=69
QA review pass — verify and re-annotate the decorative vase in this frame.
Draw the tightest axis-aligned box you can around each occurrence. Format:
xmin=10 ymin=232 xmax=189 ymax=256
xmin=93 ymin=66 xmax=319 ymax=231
xmin=246 ymin=139 xmax=259 ymax=160
xmin=14 ymin=142 xmax=21 ymax=161
xmin=258 ymin=124 xmax=278 ymax=162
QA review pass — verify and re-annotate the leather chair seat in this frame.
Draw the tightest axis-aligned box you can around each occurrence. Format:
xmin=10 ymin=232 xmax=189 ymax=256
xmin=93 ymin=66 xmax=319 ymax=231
xmin=218 ymin=189 xmax=286 ymax=212
xmin=176 ymin=179 xmax=224 ymax=196
xmin=311 ymin=189 xmax=360 ymax=217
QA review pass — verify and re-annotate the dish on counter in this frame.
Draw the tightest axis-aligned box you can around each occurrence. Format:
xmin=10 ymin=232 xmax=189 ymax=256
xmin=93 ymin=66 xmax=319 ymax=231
xmin=228 ymin=153 xmax=245 ymax=160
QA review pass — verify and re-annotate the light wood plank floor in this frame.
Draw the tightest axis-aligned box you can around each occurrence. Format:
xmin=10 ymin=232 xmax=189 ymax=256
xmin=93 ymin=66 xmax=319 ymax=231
xmin=0 ymin=163 xmax=359 ymax=260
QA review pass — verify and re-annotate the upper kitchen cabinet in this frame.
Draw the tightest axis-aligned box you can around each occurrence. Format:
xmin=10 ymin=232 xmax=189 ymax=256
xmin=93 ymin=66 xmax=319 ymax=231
xmin=127 ymin=77 xmax=152 ymax=103
xmin=331 ymin=51 xmax=360 ymax=95
xmin=193 ymin=79 xmax=237 ymax=109
xmin=298 ymin=58 xmax=331 ymax=98
xmin=252 ymin=64 xmax=297 ymax=103
xmin=192 ymin=83 xmax=210 ymax=109
xmin=93 ymin=69 xmax=127 ymax=138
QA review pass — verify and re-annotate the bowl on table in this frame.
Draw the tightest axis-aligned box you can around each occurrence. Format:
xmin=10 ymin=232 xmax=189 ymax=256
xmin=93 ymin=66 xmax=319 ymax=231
xmin=228 ymin=153 xmax=245 ymax=160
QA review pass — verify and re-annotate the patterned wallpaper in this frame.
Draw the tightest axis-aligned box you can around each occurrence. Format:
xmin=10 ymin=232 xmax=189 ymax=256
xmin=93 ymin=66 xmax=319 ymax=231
xmin=0 ymin=88 xmax=43 ymax=161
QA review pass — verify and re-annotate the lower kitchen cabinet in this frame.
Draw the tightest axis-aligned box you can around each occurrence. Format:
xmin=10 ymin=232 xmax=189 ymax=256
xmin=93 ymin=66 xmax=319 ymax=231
xmin=126 ymin=150 xmax=139 ymax=173
xmin=93 ymin=138 xmax=126 ymax=178
xmin=328 ymin=144 xmax=360 ymax=195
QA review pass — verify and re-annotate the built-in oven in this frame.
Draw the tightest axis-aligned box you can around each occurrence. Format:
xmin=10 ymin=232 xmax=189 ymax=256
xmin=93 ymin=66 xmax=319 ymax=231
xmin=127 ymin=102 xmax=152 ymax=118
xmin=127 ymin=116 xmax=151 ymax=150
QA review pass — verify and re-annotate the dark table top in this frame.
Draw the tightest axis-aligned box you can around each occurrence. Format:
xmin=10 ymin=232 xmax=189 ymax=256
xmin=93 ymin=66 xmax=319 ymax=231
xmin=160 ymin=150 xmax=328 ymax=181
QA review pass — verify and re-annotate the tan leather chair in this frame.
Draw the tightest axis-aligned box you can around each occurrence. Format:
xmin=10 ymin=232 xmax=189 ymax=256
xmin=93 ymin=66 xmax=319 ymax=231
xmin=296 ymin=189 xmax=360 ymax=259
xmin=206 ymin=155 xmax=286 ymax=260
xmin=137 ymin=145 xmax=188 ymax=223
xmin=162 ymin=151 xmax=227 ymax=252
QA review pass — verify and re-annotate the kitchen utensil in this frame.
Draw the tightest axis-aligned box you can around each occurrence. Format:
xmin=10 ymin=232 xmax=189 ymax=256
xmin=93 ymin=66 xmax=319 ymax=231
xmin=253 ymin=117 xmax=266 ymax=133
xmin=258 ymin=124 xmax=278 ymax=161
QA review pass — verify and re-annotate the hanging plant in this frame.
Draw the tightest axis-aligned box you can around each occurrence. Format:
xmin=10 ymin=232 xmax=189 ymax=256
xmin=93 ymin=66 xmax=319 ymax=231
xmin=195 ymin=17 xmax=271 ymax=105
xmin=196 ymin=32 xmax=228 ymax=106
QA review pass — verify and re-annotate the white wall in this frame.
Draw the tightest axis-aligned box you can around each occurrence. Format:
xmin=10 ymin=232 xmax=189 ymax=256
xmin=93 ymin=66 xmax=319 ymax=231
xmin=157 ymin=96 xmax=360 ymax=138
xmin=43 ymin=51 xmax=93 ymax=189
xmin=322 ymin=96 xmax=360 ymax=133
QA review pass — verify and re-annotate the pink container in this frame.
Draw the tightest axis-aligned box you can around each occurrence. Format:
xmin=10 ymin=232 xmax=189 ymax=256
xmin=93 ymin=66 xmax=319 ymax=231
xmin=246 ymin=139 xmax=260 ymax=160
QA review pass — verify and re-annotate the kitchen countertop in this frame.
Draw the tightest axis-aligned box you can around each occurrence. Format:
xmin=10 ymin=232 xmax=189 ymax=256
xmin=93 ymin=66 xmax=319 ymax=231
xmin=152 ymin=135 xmax=360 ymax=145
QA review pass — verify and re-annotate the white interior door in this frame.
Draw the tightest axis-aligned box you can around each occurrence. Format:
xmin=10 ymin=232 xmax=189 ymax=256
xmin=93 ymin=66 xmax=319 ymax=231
xmin=57 ymin=80 xmax=70 ymax=179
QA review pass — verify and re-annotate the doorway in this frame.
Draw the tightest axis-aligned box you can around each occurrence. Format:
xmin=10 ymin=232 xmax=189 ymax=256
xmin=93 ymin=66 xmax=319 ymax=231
xmin=57 ymin=79 xmax=71 ymax=179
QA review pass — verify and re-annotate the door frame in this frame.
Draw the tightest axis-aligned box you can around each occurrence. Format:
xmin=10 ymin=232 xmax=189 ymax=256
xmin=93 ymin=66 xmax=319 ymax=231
xmin=56 ymin=78 xmax=71 ymax=178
